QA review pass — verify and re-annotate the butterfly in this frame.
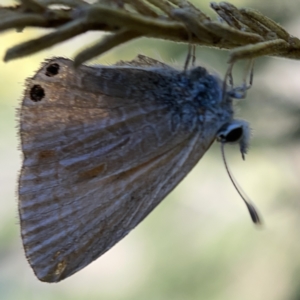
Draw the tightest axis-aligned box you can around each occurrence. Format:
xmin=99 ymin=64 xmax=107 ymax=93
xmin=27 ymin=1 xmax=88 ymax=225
xmin=18 ymin=55 xmax=258 ymax=282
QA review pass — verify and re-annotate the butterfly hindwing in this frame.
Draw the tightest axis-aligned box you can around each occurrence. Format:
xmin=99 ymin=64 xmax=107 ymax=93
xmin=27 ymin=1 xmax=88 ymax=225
xmin=19 ymin=56 xmax=229 ymax=282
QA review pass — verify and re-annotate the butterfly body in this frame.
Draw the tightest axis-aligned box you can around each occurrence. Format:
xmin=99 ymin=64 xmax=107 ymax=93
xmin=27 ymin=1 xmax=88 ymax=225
xmin=19 ymin=55 xmax=236 ymax=282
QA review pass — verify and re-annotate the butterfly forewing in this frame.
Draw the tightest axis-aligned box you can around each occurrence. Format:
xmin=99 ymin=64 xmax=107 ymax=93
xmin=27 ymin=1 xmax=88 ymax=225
xmin=19 ymin=56 xmax=233 ymax=282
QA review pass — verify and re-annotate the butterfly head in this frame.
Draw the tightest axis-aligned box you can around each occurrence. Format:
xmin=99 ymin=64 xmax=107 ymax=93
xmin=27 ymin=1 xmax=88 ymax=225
xmin=216 ymin=120 xmax=251 ymax=160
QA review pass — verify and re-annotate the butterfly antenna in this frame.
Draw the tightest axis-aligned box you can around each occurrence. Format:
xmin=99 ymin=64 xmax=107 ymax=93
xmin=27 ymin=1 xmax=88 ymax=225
xmin=220 ymin=143 xmax=262 ymax=225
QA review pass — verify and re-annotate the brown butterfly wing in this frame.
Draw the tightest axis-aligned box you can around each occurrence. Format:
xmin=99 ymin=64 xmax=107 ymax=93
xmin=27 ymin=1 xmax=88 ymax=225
xmin=19 ymin=57 xmax=218 ymax=282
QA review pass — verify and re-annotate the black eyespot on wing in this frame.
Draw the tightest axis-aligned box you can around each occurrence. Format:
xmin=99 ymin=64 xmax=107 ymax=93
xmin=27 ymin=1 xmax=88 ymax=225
xmin=29 ymin=85 xmax=45 ymax=102
xmin=45 ymin=63 xmax=60 ymax=77
xmin=223 ymin=127 xmax=243 ymax=143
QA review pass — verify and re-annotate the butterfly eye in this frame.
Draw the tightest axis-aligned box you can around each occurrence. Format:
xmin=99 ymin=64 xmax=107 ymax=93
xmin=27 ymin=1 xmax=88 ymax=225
xmin=218 ymin=126 xmax=243 ymax=143
xmin=217 ymin=123 xmax=244 ymax=144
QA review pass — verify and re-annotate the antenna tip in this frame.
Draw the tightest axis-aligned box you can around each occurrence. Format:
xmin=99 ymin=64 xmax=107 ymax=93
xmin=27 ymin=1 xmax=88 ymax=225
xmin=247 ymin=203 xmax=263 ymax=226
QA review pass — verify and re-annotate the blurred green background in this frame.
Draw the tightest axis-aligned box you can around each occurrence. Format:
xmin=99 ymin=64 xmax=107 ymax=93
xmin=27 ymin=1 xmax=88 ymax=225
xmin=2 ymin=0 xmax=300 ymax=299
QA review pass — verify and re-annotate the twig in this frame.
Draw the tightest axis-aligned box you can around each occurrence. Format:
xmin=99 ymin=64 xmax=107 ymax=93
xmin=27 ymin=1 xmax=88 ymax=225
xmin=0 ymin=0 xmax=300 ymax=64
